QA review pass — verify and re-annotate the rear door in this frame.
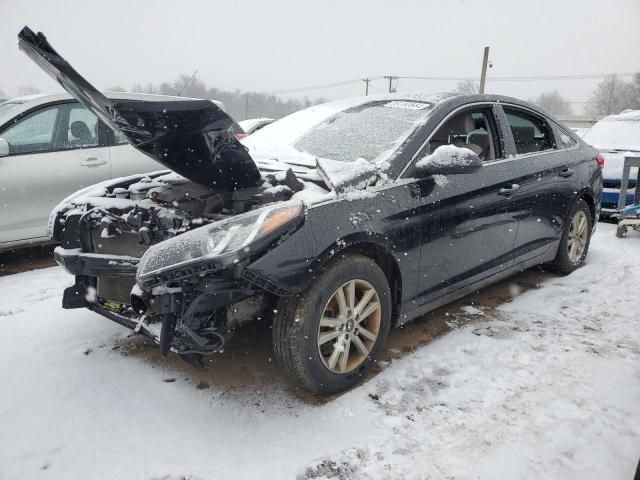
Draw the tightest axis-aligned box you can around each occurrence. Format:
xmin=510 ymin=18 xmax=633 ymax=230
xmin=108 ymin=129 xmax=163 ymax=178
xmin=0 ymin=102 xmax=110 ymax=245
xmin=499 ymin=106 xmax=579 ymax=263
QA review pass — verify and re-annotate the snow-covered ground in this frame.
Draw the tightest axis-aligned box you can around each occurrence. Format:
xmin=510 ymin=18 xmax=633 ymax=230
xmin=1 ymin=223 xmax=638 ymax=480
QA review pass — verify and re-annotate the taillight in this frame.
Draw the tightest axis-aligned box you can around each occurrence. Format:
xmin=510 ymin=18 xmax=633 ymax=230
xmin=235 ymin=133 xmax=247 ymax=141
xmin=596 ymin=153 xmax=605 ymax=168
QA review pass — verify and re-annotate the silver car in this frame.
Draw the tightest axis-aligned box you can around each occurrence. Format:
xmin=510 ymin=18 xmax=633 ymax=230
xmin=0 ymin=92 xmax=222 ymax=251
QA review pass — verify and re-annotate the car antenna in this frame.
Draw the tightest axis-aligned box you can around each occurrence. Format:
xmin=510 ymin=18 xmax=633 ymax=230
xmin=177 ymin=69 xmax=198 ymax=97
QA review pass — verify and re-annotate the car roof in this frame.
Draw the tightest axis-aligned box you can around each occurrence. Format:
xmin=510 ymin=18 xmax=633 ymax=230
xmin=0 ymin=92 xmax=223 ymax=126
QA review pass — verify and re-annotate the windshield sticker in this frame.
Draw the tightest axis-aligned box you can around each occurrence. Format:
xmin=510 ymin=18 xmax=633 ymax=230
xmin=383 ymin=101 xmax=430 ymax=110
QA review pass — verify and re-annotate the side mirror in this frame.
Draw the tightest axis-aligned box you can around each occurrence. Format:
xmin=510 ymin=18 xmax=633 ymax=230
xmin=415 ymin=145 xmax=482 ymax=176
xmin=0 ymin=138 xmax=8 ymax=157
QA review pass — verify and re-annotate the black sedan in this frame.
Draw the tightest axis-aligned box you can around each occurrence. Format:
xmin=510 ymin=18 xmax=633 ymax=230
xmin=20 ymin=27 xmax=603 ymax=394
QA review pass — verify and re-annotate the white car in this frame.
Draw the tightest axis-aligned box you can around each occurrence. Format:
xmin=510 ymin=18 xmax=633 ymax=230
xmin=582 ymin=109 xmax=639 ymax=215
xmin=0 ymin=92 xmax=222 ymax=251
xmin=238 ymin=117 xmax=274 ymax=136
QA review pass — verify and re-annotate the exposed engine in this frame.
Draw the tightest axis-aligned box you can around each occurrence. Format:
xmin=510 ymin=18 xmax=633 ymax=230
xmin=52 ymin=167 xmax=319 ymax=365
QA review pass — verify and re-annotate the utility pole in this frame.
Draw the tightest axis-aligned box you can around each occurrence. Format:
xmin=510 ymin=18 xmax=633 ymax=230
xmin=383 ymin=75 xmax=397 ymax=93
xmin=363 ymin=78 xmax=371 ymax=96
xmin=244 ymin=93 xmax=249 ymax=120
xmin=479 ymin=46 xmax=490 ymax=94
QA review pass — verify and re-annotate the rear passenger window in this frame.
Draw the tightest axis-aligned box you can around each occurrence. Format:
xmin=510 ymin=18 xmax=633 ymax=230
xmin=504 ymin=108 xmax=556 ymax=155
xmin=65 ymin=105 xmax=99 ymax=148
xmin=555 ymin=127 xmax=578 ymax=149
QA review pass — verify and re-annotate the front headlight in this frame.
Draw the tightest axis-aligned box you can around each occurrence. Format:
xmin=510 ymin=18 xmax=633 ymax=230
xmin=137 ymin=201 xmax=304 ymax=284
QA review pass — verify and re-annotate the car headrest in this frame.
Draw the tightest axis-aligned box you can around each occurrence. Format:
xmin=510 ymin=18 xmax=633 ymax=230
xmin=443 ymin=113 xmax=475 ymax=136
xmin=70 ymin=121 xmax=92 ymax=141
xmin=511 ymin=126 xmax=535 ymax=143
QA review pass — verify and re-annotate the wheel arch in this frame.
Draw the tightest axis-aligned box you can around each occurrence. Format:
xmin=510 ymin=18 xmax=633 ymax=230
xmin=313 ymin=235 xmax=403 ymax=324
xmin=575 ymin=188 xmax=596 ymax=224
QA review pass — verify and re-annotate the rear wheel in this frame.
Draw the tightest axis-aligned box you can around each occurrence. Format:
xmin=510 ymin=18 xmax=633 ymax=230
xmin=272 ymin=254 xmax=392 ymax=394
xmin=548 ymin=198 xmax=592 ymax=274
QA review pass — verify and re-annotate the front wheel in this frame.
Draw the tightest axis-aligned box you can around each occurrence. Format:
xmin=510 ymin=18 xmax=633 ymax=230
xmin=548 ymin=198 xmax=592 ymax=274
xmin=272 ymin=254 xmax=392 ymax=394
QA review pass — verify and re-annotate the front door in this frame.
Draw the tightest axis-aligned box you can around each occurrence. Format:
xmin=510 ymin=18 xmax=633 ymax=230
xmin=403 ymin=105 xmax=519 ymax=306
xmin=0 ymin=102 xmax=110 ymax=245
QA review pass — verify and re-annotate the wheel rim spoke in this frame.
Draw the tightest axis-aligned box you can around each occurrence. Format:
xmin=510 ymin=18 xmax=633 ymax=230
xmin=358 ymin=326 xmax=377 ymax=342
xmin=578 ymin=215 xmax=587 ymax=236
xmin=358 ymin=301 xmax=380 ymax=323
xmin=338 ymin=337 xmax=351 ymax=372
xmin=328 ymin=342 xmax=342 ymax=370
xmin=351 ymin=335 xmax=369 ymax=356
xmin=353 ymin=288 xmax=375 ymax=316
xmin=346 ymin=280 xmax=356 ymax=311
xmin=318 ymin=330 xmax=342 ymax=346
xmin=320 ymin=317 xmax=341 ymax=328
xmin=335 ymin=287 xmax=348 ymax=318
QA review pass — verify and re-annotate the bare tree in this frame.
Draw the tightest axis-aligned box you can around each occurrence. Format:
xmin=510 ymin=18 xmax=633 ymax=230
xmin=531 ymin=90 xmax=572 ymax=115
xmin=127 ymin=74 xmax=327 ymax=120
xmin=629 ymin=73 xmax=640 ymax=110
xmin=586 ymin=74 xmax=636 ymax=115
xmin=454 ymin=80 xmax=479 ymax=94
xmin=105 ymin=85 xmax=127 ymax=92
xmin=17 ymin=85 xmax=41 ymax=96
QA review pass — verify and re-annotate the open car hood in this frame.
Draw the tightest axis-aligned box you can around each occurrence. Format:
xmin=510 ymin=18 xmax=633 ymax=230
xmin=17 ymin=26 xmax=261 ymax=191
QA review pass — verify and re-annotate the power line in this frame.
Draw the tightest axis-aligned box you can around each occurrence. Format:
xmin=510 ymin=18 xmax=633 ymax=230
xmin=401 ymin=73 xmax=637 ymax=82
xmin=268 ymin=78 xmax=365 ymax=95
xmin=268 ymin=72 xmax=637 ymax=95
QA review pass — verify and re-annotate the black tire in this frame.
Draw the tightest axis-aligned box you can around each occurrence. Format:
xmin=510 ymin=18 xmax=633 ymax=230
xmin=548 ymin=198 xmax=592 ymax=275
xmin=272 ymin=254 xmax=392 ymax=394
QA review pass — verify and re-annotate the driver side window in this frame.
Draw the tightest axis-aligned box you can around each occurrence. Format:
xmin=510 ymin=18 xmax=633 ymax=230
xmin=426 ymin=107 xmax=500 ymax=162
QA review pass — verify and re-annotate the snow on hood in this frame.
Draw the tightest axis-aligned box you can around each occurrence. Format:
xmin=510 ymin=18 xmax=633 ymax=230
xmin=316 ymin=157 xmax=379 ymax=192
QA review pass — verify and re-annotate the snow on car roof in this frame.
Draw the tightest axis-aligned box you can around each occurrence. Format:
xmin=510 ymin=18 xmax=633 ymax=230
xmin=601 ymin=109 xmax=640 ymax=122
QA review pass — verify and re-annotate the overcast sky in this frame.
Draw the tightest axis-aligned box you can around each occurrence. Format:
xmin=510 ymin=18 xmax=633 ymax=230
xmin=1 ymin=0 xmax=639 ymax=112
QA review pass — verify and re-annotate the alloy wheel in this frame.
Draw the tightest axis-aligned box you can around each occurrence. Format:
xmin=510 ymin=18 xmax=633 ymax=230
xmin=567 ymin=210 xmax=588 ymax=264
xmin=317 ymin=279 xmax=382 ymax=374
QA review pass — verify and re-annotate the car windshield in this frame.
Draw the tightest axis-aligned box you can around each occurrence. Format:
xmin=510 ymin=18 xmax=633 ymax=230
xmin=293 ymin=100 xmax=433 ymax=162
xmin=583 ymin=118 xmax=640 ymax=151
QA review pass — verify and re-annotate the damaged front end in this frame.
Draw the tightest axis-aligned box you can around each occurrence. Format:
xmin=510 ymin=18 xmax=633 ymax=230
xmin=53 ymin=172 xmax=306 ymax=363
xmin=19 ymin=25 xmax=316 ymax=363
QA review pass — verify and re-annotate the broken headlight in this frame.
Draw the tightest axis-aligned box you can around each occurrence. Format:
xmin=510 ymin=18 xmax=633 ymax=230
xmin=136 ymin=201 xmax=304 ymax=285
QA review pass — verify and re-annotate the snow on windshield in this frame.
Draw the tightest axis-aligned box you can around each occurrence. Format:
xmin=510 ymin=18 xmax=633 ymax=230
xmin=294 ymin=100 xmax=432 ymax=163
xmin=583 ymin=111 xmax=640 ymax=151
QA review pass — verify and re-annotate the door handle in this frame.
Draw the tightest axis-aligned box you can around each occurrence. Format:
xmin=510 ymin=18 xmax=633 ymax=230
xmin=81 ymin=156 xmax=107 ymax=167
xmin=498 ymin=183 xmax=520 ymax=196
xmin=558 ymin=168 xmax=575 ymax=178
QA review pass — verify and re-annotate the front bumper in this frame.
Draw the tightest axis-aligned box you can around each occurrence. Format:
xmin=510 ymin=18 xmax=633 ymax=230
xmin=54 ymin=247 xmax=139 ymax=277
